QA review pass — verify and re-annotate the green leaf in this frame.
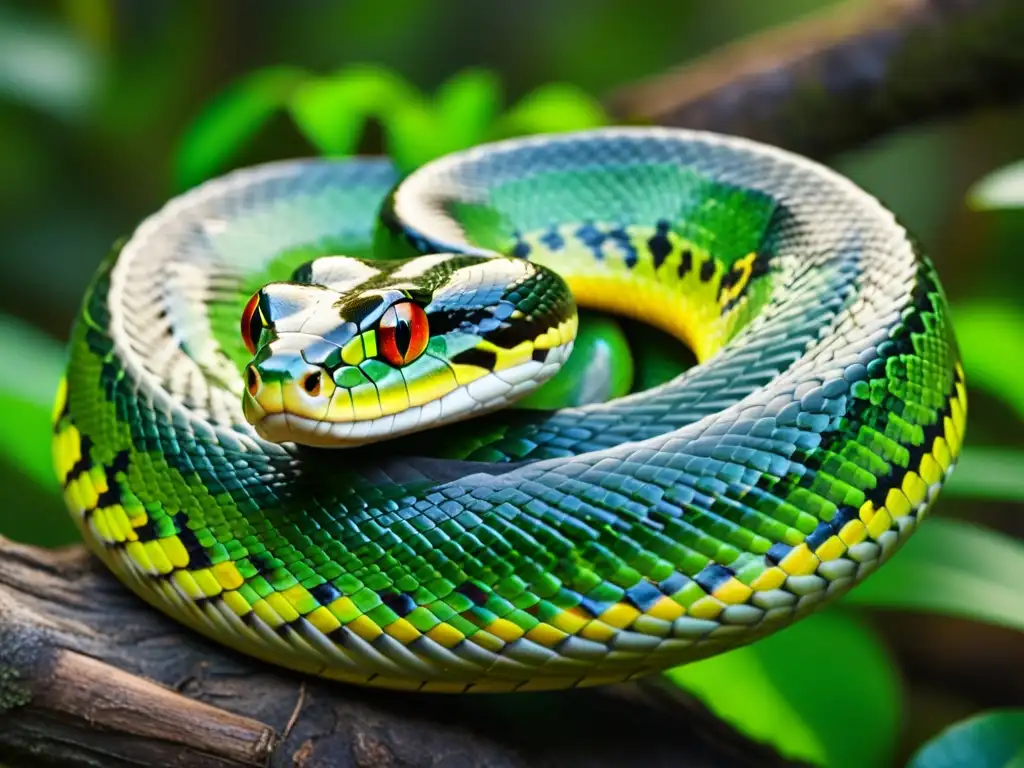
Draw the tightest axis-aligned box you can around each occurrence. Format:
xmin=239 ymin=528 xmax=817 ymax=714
xmin=667 ymin=644 xmax=825 ymax=765
xmin=174 ymin=65 xmax=310 ymax=191
xmin=434 ymin=68 xmax=501 ymax=154
xmin=60 ymin=0 xmax=114 ymax=53
xmin=383 ymin=98 xmax=447 ymax=175
xmin=491 ymin=82 xmax=609 ymax=139
xmin=944 ymin=446 xmax=1024 ymax=502
xmin=968 ymin=160 xmax=1024 ymax=210
xmin=289 ymin=64 xmax=421 ymax=156
xmin=387 ymin=69 xmax=502 ymax=173
xmin=0 ymin=460 xmax=77 ymax=546
xmin=909 ymin=710 xmax=1024 ymax=768
xmin=0 ymin=315 xmax=65 ymax=491
xmin=0 ymin=6 xmax=100 ymax=121
xmin=667 ymin=611 xmax=900 ymax=768
xmin=953 ymin=301 xmax=1024 ymax=419
xmin=845 ymin=518 xmax=1024 ymax=632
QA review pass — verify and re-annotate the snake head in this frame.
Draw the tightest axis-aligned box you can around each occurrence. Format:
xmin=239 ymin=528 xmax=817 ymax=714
xmin=241 ymin=254 xmax=577 ymax=447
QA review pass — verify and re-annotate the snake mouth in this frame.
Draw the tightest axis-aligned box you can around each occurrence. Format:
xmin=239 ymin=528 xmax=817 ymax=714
xmin=247 ymin=344 xmax=573 ymax=448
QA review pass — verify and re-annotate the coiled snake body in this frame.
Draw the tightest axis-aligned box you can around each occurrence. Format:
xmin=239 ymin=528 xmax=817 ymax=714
xmin=54 ymin=128 xmax=965 ymax=692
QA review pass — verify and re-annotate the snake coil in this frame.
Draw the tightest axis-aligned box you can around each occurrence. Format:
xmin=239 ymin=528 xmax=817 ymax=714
xmin=54 ymin=128 xmax=964 ymax=692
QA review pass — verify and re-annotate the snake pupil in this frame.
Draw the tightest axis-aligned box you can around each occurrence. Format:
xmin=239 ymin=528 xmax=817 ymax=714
xmin=378 ymin=301 xmax=429 ymax=367
xmin=394 ymin=318 xmax=411 ymax=359
xmin=249 ymin=312 xmax=262 ymax=351
xmin=303 ymin=372 xmax=322 ymax=396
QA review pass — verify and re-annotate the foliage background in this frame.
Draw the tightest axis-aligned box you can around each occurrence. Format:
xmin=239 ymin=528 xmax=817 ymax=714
xmin=0 ymin=2 xmax=1022 ymax=766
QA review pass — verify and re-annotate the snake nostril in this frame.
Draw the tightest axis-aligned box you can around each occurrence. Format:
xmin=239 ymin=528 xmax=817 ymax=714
xmin=246 ymin=366 xmax=260 ymax=396
xmin=302 ymin=371 xmax=322 ymax=396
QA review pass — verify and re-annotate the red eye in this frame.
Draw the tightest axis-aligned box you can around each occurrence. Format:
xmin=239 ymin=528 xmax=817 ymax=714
xmin=240 ymin=292 xmax=263 ymax=355
xmin=378 ymin=302 xmax=429 ymax=366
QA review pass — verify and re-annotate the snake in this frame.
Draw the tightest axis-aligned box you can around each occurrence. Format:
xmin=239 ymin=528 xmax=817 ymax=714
xmin=53 ymin=128 xmax=966 ymax=693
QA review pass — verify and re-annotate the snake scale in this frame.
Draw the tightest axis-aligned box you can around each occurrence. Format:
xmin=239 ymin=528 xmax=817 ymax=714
xmin=54 ymin=128 xmax=965 ymax=692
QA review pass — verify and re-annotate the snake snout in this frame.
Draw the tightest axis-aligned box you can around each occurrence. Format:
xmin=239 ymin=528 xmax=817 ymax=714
xmin=241 ymin=342 xmax=338 ymax=443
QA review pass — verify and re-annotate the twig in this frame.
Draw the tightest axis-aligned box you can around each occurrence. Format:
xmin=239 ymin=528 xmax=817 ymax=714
xmin=283 ymin=683 xmax=305 ymax=742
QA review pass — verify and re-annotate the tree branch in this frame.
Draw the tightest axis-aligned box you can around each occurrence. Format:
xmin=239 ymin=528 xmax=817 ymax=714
xmin=0 ymin=536 xmax=804 ymax=768
xmin=605 ymin=0 xmax=1024 ymax=159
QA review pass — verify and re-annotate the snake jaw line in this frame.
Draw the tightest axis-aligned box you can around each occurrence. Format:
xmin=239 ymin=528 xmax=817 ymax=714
xmin=250 ymin=341 xmax=574 ymax=448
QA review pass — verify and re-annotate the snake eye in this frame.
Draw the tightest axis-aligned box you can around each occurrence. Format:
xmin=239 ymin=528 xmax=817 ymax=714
xmin=378 ymin=302 xmax=428 ymax=367
xmin=240 ymin=292 xmax=264 ymax=356
xmin=302 ymin=371 xmax=322 ymax=396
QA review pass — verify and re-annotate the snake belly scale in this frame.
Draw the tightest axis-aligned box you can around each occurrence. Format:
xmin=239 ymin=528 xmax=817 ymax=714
xmin=53 ymin=128 xmax=965 ymax=692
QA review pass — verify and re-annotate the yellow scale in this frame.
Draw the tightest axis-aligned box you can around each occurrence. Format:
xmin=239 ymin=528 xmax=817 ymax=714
xmin=522 ymin=223 xmax=763 ymax=363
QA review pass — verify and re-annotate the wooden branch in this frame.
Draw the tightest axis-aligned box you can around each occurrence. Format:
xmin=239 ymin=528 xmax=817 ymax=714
xmin=605 ymin=0 xmax=1024 ymax=159
xmin=0 ymin=536 xmax=805 ymax=768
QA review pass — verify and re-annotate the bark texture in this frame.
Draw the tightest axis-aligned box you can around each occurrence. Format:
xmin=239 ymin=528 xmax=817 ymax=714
xmin=605 ymin=0 xmax=1024 ymax=159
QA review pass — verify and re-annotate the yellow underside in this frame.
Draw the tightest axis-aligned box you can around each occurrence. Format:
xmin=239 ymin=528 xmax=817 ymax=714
xmin=523 ymin=225 xmax=763 ymax=363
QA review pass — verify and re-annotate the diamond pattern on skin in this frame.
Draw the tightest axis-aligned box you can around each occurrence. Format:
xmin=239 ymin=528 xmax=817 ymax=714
xmin=57 ymin=130 xmax=963 ymax=691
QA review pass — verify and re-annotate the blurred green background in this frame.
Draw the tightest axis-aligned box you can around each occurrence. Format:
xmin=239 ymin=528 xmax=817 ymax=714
xmin=1 ymin=2 xmax=1022 ymax=766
